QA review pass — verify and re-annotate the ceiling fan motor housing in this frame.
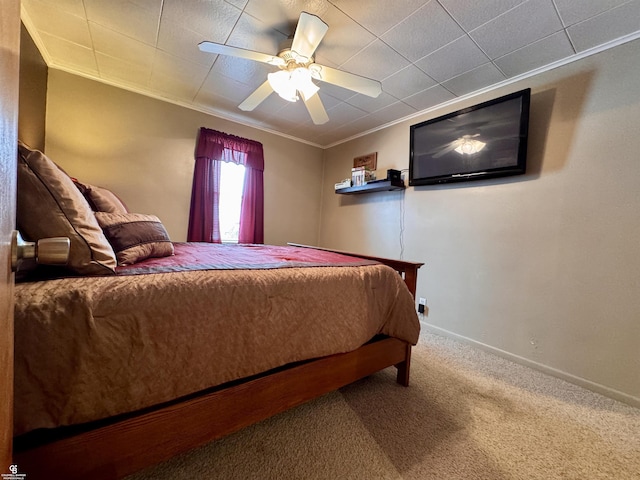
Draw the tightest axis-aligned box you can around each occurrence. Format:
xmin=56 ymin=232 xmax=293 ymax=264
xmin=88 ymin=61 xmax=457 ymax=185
xmin=277 ymin=38 xmax=313 ymax=68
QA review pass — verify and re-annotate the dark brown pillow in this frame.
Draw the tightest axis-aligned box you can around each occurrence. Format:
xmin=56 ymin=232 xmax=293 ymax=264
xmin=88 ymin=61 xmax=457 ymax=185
xmin=74 ymin=180 xmax=128 ymax=214
xmin=95 ymin=212 xmax=174 ymax=265
xmin=17 ymin=143 xmax=117 ymax=275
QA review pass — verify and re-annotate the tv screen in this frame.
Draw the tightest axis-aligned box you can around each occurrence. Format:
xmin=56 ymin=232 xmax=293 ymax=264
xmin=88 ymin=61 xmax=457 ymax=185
xmin=409 ymin=88 xmax=530 ymax=186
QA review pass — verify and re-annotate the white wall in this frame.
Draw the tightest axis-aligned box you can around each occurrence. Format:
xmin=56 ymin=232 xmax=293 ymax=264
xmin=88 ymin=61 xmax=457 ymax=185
xmin=44 ymin=70 xmax=324 ymax=246
xmin=320 ymin=38 xmax=640 ymax=405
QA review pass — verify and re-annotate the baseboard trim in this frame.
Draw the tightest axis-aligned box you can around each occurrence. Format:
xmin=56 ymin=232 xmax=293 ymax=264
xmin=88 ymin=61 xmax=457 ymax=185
xmin=420 ymin=321 xmax=640 ymax=409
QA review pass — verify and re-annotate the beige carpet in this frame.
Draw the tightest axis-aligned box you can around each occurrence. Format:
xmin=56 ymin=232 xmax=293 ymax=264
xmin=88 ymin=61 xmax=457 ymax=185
xmin=127 ymin=330 xmax=640 ymax=479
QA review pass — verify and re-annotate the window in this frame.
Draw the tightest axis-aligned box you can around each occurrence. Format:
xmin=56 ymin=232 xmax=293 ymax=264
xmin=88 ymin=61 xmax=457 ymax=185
xmin=219 ymin=162 xmax=245 ymax=243
xmin=188 ymin=128 xmax=264 ymax=244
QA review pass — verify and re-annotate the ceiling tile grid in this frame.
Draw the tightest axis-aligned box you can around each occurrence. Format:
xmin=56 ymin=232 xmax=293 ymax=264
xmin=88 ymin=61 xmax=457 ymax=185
xmin=20 ymin=0 xmax=640 ymax=146
xmin=381 ymin=1 xmax=466 ymax=62
xmin=493 ymin=31 xmax=575 ymax=77
xmin=414 ymin=35 xmax=491 ymax=83
xmin=567 ymin=0 xmax=640 ymax=52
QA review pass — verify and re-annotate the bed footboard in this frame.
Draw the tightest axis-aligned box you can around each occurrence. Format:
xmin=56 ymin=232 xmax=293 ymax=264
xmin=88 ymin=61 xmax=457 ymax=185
xmin=14 ymin=336 xmax=411 ymax=480
xmin=287 ymin=243 xmax=423 ymax=299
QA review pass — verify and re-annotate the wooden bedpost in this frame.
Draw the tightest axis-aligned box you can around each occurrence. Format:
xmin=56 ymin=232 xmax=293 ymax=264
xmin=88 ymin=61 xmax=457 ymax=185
xmin=395 ymin=343 xmax=412 ymax=387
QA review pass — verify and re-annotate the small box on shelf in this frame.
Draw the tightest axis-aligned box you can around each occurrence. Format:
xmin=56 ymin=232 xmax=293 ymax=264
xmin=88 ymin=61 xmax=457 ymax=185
xmin=334 ymin=178 xmax=351 ymax=190
xmin=351 ymin=166 xmax=376 ymax=186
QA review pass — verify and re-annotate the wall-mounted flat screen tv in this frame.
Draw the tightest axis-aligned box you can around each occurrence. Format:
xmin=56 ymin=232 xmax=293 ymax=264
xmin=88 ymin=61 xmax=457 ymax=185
xmin=409 ymin=88 xmax=530 ymax=186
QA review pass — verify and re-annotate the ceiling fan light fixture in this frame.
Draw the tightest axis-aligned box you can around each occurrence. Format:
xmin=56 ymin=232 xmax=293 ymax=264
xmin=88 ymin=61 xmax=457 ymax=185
xmin=308 ymin=63 xmax=322 ymax=80
xmin=291 ymin=67 xmax=319 ymax=101
xmin=268 ymin=70 xmax=298 ymax=102
xmin=268 ymin=67 xmax=319 ymax=102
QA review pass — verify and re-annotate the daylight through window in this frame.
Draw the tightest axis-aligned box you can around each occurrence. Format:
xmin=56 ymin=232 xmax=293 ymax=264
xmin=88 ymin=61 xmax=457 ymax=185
xmin=219 ymin=162 xmax=245 ymax=243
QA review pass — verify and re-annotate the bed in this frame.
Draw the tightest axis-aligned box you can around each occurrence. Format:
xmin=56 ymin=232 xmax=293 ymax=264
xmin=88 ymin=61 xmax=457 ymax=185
xmin=13 ymin=143 xmax=422 ymax=479
xmin=13 ymin=243 xmax=422 ymax=479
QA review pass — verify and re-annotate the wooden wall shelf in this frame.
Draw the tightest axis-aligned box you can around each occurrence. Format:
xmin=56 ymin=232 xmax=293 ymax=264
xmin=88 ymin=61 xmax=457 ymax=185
xmin=335 ymin=179 xmax=405 ymax=195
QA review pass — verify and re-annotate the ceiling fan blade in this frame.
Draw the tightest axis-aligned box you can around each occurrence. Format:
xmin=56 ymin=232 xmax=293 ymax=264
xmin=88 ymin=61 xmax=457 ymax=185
xmin=198 ymin=41 xmax=285 ymax=66
xmin=302 ymin=93 xmax=329 ymax=125
xmin=291 ymin=12 xmax=329 ymax=61
xmin=312 ymin=64 xmax=382 ymax=98
xmin=238 ymin=80 xmax=274 ymax=111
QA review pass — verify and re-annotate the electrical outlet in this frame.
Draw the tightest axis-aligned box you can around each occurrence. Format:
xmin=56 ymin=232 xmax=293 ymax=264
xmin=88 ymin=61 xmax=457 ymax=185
xmin=418 ymin=297 xmax=426 ymax=314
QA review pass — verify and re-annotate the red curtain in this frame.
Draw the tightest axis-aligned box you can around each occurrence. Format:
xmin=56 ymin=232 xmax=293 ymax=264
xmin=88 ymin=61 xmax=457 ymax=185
xmin=187 ymin=128 xmax=264 ymax=244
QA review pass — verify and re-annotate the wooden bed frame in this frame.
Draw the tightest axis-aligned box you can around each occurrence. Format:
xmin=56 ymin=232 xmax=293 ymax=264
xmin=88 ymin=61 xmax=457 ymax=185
xmin=14 ymin=245 xmax=423 ymax=480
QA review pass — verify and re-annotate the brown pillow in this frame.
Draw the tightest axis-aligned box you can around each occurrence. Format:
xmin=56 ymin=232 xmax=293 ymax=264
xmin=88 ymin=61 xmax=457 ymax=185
xmin=17 ymin=144 xmax=117 ymax=275
xmin=95 ymin=212 xmax=174 ymax=265
xmin=74 ymin=180 xmax=128 ymax=214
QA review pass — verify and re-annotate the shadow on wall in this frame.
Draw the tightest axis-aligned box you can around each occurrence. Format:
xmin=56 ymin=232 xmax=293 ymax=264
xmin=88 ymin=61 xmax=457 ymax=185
xmin=527 ymin=69 xmax=595 ymax=178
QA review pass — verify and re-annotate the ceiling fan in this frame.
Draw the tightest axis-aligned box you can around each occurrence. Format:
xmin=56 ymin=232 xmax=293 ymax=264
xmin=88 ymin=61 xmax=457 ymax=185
xmin=198 ymin=12 xmax=382 ymax=125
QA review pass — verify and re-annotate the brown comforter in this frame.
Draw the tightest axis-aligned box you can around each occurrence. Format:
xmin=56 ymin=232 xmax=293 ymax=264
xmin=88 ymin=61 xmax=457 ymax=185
xmin=13 ymin=244 xmax=420 ymax=436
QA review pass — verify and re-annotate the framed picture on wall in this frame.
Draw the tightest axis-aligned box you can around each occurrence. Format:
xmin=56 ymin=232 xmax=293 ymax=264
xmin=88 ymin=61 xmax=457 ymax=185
xmin=353 ymin=152 xmax=377 ymax=171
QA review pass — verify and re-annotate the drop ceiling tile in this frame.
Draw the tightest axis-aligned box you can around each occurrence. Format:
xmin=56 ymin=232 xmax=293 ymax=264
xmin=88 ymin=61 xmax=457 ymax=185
xmin=381 ymin=1 xmax=465 ymax=62
xmin=323 ymin=121 xmax=368 ymax=140
xmin=151 ymin=50 xmax=211 ymax=97
xmin=339 ymin=39 xmax=411 ymax=81
xmin=330 ymin=0 xmax=428 ymax=36
xmin=470 ymin=0 xmax=564 ymax=59
xmin=312 ymin=131 xmax=343 ymax=146
xmin=438 ymin=0 xmax=527 ymax=31
xmin=315 ymin=91 xmax=343 ymax=111
xmin=150 ymin=72 xmax=202 ymax=102
xmin=90 ymin=22 xmax=156 ymax=68
xmin=39 ymin=32 xmax=98 ymax=75
xmin=317 ymin=25 xmax=376 ymax=66
xmin=415 ymin=35 xmax=490 ymax=83
xmin=247 ymin=90 xmax=289 ymax=116
xmin=346 ymin=91 xmax=398 ymax=113
xmin=225 ymin=12 xmax=288 ymax=55
xmin=567 ymin=0 xmax=640 ymax=52
xmin=161 ymin=0 xmax=240 ymax=39
xmin=225 ymin=0 xmax=249 ymax=8
xmin=211 ymin=55 xmax=276 ymax=89
xmin=312 ymin=53 xmax=339 ymax=69
xmin=84 ymin=0 xmax=162 ymax=45
xmin=494 ymin=31 xmax=575 ymax=77
xmin=403 ymin=84 xmax=456 ymax=111
xmin=24 ymin=0 xmax=91 ymax=48
xmin=95 ymin=52 xmax=151 ymax=87
xmin=193 ymin=89 xmax=247 ymax=118
xmin=325 ymin=101 xmax=368 ymax=126
xmin=244 ymin=0 xmax=331 ymax=33
xmin=286 ymin=127 xmax=325 ymax=144
xmin=24 ymin=0 xmax=86 ymax=18
xmin=157 ymin=19 xmax=218 ymax=66
xmin=271 ymin=100 xmax=315 ymax=125
xmin=198 ymin=71 xmax=256 ymax=104
xmin=340 ymin=113 xmax=389 ymax=134
xmin=441 ymin=62 xmax=506 ymax=96
xmin=368 ymin=101 xmax=417 ymax=125
xmin=382 ymin=64 xmax=436 ymax=99
xmin=314 ymin=81 xmax=358 ymax=101
xmin=553 ymin=0 xmax=631 ymax=26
